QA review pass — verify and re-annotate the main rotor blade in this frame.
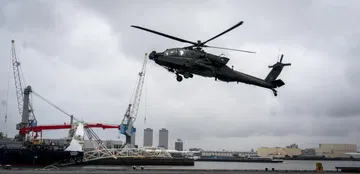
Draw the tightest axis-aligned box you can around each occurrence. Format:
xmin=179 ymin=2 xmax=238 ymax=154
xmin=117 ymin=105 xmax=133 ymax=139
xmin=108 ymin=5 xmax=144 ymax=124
xmin=131 ymin=25 xmax=197 ymax=45
xmin=204 ymin=45 xmax=256 ymax=54
xmin=201 ymin=21 xmax=244 ymax=46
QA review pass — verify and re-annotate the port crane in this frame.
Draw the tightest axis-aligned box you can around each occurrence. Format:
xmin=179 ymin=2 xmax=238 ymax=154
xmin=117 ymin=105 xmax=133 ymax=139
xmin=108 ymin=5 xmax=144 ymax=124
xmin=9 ymin=41 xmax=118 ymax=146
xmin=10 ymin=40 xmax=38 ymax=141
xmin=120 ymin=53 xmax=148 ymax=147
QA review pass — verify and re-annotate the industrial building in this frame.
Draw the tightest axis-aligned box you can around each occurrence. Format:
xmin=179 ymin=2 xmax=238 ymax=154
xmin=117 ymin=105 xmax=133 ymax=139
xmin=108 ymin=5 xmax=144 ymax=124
xmin=257 ymin=143 xmax=358 ymax=158
xmin=158 ymin=128 xmax=169 ymax=149
xmin=143 ymin=128 xmax=153 ymax=147
xmin=301 ymin=148 xmax=316 ymax=156
xmin=257 ymin=144 xmax=302 ymax=157
xmin=175 ymin=139 xmax=183 ymax=151
xmin=314 ymin=144 xmax=357 ymax=158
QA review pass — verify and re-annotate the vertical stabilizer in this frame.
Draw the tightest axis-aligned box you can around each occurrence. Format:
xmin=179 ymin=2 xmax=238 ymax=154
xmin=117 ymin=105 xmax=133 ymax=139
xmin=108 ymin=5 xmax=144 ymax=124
xmin=265 ymin=54 xmax=291 ymax=87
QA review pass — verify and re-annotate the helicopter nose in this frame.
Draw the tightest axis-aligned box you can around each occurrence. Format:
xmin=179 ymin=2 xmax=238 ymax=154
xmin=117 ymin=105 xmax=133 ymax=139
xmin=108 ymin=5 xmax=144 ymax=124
xmin=149 ymin=51 xmax=157 ymax=60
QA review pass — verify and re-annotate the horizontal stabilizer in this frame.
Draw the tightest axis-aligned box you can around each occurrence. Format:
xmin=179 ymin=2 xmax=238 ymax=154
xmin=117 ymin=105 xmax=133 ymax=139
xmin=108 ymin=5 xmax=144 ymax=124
xmin=271 ymin=79 xmax=285 ymax=88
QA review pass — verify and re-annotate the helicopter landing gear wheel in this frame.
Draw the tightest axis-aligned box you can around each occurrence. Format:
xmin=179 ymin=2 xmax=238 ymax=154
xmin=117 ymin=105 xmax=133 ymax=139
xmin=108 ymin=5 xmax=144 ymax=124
xmin=272 ymin=89 xmax=277 ymax=97
xmin=183 ymin=72 xmax=190 ymax=79
xmin=184 ymin=72 xmax=193 ymax=79
xmin=176 ymin=75 xmax=183 ymax=82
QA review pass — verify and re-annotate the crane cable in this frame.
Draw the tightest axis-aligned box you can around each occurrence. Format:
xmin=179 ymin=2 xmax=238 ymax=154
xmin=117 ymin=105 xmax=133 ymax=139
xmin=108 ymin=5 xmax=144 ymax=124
xmin=144 ymin=62 xmax=148 ymax=124
xmin=32 ymin=91 xmax=113 ymax=153
xmin=31 ymin=91 xmax=80 ymax=122
xmin=3 ymin=48 xmax=13 ymax=125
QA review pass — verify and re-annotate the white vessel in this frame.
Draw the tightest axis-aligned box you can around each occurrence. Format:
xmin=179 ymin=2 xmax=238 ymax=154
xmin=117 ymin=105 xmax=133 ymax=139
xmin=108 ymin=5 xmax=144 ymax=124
xmin=345 ymin=152 xmax=360 ymax=158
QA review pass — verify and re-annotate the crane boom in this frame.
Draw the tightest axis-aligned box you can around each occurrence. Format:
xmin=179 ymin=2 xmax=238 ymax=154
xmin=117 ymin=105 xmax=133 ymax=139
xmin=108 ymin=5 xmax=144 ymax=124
xmin=11 ymin=40 xmax=25 ymax=118
xmin=11 ymin=40 xmax=36 ymax=131
xmin=120 ymin=53 xmax=148 ymax=145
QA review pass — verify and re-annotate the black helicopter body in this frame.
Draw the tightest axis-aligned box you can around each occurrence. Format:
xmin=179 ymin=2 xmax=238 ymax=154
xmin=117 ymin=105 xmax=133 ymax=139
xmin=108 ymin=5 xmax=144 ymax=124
xmin=132 ymin=21 xmax=291 ymax=96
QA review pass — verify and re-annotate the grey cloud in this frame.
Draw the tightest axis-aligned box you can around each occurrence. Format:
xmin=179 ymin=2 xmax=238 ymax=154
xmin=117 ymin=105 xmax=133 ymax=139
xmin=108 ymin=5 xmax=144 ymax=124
xmin=1 ymin=0 xmax=360 ymax=150
xmin=2 ymin=1 xmax=57 ymax=32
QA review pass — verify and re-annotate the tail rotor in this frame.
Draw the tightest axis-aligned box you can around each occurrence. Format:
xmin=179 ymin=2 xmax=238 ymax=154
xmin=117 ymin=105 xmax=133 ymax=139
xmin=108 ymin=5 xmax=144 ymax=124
xmin=268 ymin=54 xmax=291 ymax=69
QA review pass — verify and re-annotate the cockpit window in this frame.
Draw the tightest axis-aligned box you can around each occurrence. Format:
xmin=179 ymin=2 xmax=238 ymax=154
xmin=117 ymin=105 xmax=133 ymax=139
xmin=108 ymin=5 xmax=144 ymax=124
xmin=169 ymin=49 xmax=177 ymax=55
xmin=164 ymin=49 xmax=186 ymax=56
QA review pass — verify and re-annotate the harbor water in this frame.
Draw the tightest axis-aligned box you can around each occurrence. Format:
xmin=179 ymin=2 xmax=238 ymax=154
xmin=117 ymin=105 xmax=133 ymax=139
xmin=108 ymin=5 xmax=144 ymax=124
xmin=78 ymin=160 xmax=360 ymax=171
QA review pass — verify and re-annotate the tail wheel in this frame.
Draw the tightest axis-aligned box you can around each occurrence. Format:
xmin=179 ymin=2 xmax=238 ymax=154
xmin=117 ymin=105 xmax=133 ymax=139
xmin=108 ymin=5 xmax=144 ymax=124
xmin=272 ymin=89 xmax=278 ymax=97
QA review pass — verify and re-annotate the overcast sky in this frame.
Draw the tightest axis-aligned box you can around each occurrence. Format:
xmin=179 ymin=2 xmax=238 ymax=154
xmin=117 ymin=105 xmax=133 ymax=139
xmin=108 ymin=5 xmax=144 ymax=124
xmin=1 ymin=0 xmax=360 ymax=151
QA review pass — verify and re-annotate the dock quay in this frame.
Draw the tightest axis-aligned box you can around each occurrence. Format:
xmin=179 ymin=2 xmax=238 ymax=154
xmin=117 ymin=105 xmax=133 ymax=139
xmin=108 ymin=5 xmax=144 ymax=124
xmin=335 ymin=166 xmax=360 ymax=172
xmin=0 ymin=168 xmax=351 ymax=174
xmin=80 ymin=157 xmax=194 ymax=166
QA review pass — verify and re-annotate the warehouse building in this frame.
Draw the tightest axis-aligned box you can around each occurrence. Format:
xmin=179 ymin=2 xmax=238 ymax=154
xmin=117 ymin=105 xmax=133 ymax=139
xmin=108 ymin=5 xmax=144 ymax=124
xmin=257 ymin=143 xmax=358 ymax=158
xmin=257 ymin=147 xmax=301 ymax=157
xmin=314 ymin=144 xmax=357 ymax=158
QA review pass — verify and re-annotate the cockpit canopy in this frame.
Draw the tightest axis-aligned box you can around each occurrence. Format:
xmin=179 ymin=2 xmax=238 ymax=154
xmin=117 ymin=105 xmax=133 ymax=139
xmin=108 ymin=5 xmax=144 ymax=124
xmin=163 ymin=48 xmax=186 ymax=56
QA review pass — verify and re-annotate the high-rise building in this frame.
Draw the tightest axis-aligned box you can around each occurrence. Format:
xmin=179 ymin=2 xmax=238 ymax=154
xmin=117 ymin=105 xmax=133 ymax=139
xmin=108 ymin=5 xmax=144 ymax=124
xmin=143 ymin=128 xmax=153 ymax=147
xmin=175 ymin=139 xmax=183 ymax=151
xmin=158 ymin=128 xmax=169 ymax=149
xmin=131 ymin=131 xmax=136 ymax=145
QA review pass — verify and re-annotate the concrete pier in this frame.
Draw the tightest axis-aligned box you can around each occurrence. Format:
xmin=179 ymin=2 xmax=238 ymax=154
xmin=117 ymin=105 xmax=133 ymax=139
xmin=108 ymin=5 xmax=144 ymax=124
xmin=0 ymin=168 xmax=354 ymax=174
xmin=0 ymin=170 xmax=351 ymax=174
xmin=81 ymin=157 xmax=194 ymax=166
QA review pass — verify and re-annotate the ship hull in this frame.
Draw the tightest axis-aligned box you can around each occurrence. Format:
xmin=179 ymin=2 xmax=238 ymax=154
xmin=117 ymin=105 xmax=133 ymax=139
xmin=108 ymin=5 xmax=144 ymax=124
xmin=0 ymin=148 xmax=83 ymax=166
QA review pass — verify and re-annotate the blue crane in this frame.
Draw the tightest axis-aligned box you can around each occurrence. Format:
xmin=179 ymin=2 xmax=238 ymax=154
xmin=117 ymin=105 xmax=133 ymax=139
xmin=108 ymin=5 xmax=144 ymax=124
xmin=120 ymin=53 xmax=148 ymax=147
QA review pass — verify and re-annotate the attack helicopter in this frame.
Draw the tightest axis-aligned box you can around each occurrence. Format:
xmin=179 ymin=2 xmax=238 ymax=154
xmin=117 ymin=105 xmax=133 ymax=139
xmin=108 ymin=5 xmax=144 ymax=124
xmin=131 ymin=21 xmax=291 ymax=96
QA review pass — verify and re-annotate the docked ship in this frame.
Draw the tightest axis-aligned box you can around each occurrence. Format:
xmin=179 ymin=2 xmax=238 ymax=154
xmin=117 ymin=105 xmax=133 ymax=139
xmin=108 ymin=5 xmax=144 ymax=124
xmin=0 ymin=41 xmax=85 ymax=167
xmin=0 ymin=139 xmax=83 ymax=167
xmin=0 ymin=126 xmax=84 ymax=167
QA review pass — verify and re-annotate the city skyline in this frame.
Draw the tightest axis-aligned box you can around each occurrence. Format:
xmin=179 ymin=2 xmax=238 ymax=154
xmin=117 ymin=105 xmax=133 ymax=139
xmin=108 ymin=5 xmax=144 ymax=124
xmin=143 ymin=128 xmax=153 ymax=147
xmin=175 ymin=139 xmax=183 ymax=151
xmin=158 ymin=128 xmax=169 ymax=149
xmin=142 ymin=127 xmax=171 ymax=150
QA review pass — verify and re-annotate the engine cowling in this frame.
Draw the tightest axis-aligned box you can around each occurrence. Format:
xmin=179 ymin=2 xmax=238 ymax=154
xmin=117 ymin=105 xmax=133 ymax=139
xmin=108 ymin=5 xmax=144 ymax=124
xmin=206 ymin=54 xmax=230 ymax=67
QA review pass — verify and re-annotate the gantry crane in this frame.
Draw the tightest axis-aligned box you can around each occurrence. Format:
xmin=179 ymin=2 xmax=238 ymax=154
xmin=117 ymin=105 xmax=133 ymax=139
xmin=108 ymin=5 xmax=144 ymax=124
xmin=120 ymin=53 xmax=148 ymax=147
xmin=11 ymin=40 xmax=37 ymax=141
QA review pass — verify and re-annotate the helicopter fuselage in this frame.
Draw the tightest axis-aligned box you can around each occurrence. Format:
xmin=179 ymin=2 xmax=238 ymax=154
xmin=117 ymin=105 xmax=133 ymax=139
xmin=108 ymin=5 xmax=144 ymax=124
xmin=149 ymin=48 xmax=277 ymax=90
